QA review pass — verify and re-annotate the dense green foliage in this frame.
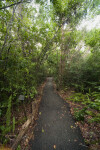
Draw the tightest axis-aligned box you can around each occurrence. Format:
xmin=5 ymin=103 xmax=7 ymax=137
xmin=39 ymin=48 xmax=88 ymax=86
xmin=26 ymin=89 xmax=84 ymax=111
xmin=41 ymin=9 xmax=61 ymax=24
xmin=70 ymin=92 xmax=100 ymax=122
xmin=62 ymin=28 xmax=100 ymax=92
xmin=0 ymin=1 xmax=48 ymax=142
xmin=0 ymin=0 xmax=100 ymax=145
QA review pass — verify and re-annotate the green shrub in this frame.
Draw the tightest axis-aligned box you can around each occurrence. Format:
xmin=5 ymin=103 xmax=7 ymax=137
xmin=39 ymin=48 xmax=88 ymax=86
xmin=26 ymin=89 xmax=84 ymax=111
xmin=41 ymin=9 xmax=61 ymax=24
xmin=74 ymin=107 xmax=87 ymax=121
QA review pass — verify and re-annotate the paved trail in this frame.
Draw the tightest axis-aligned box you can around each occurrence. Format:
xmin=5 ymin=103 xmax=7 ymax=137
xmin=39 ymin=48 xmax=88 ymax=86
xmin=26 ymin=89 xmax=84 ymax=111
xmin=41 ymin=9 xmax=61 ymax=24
xmin=30 ymin=78 xmax=87 ymax=150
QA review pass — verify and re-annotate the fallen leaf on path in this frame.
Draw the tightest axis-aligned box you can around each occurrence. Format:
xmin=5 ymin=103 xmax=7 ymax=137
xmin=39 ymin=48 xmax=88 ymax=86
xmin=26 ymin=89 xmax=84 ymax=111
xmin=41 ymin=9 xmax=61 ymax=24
xmin=74 ymin=139 xmax=77 ymax=142
xmin=71 ymin=125 xmax=74 ymax=129
xmin=39 ymin=112 xmax=41 ymax=115
xmin=71 ymin=125 xmax=76 ymax=129
xmin=42 ymin=128 xmax=44 ymax=133
xmin=53 ymin=145 xmax=56 ymax=149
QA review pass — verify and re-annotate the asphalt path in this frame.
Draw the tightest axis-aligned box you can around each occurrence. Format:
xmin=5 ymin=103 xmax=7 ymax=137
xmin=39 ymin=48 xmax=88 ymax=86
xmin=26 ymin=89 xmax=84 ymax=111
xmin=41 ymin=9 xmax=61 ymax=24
xmin=30 ymin=77 xmax=87 ymax=150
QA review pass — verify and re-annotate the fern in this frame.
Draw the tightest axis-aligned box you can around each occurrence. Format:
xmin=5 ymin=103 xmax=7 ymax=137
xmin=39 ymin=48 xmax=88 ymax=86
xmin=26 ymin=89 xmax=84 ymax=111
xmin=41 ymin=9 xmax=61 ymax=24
xmin=17 ymin=145 xmax=21 ymax=150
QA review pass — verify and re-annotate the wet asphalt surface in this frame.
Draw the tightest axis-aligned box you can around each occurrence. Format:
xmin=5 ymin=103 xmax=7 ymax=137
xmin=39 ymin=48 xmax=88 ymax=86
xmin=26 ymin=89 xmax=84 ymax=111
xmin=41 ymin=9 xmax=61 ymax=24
xmin=30 ymin=77 xmax=87 ymax=150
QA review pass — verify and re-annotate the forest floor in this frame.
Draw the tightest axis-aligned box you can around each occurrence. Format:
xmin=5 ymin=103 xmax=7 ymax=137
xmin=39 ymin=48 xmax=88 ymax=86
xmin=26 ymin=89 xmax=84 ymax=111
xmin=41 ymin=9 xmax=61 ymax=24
xmin=19 ymin=81 xmax=46 ymax=150
xmin=0 ymin=81 xmax=46 ymax=150
xmin=56 ymin=87 xmax=100 ymax=150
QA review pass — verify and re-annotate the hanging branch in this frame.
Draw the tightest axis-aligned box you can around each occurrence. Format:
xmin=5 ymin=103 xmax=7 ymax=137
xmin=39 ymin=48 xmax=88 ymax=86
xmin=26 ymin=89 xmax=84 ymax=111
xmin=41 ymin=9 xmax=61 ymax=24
xmin=0 ymin=0 xmax=32 ymax=10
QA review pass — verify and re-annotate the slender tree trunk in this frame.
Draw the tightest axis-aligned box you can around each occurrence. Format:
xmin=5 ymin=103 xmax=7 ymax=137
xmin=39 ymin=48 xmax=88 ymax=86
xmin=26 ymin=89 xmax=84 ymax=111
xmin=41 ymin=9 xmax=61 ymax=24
xmin=17 ymin=3 xmax=26 ymax=56
xmin=59 ymin=24 xmax=66 ymax=87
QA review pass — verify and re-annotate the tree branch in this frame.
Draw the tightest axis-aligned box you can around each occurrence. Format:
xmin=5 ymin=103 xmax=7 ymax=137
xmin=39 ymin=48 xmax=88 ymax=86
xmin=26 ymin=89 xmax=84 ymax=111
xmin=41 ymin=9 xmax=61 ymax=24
xmin=0 ymin=0 xmax=31 ymax=10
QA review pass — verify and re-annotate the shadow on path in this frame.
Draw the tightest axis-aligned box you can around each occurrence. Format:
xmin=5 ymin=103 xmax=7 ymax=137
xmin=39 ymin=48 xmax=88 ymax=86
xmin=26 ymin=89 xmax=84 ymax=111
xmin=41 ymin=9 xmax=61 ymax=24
xmin=30 ymin=77 xmax=87 ymax=150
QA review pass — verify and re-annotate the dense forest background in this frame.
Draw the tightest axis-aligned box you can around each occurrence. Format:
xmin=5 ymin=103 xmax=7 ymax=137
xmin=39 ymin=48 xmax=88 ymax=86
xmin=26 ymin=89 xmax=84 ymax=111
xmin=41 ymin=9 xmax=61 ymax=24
xmin=0 ymin=0 xmax=100 ymax=149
